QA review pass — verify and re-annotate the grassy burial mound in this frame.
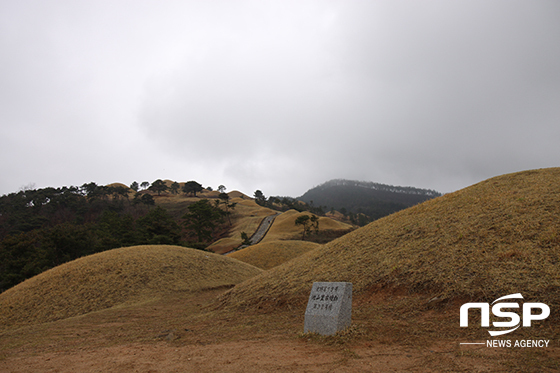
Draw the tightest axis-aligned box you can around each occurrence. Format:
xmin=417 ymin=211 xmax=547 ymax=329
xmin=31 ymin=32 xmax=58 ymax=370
xmin=106 ymin=182 xmax=131 ymax=189
xmin=228 ymin=240 xmax=321 ymax=270
xmin=227 ymin=190 xmax=251 ymax=199
xmin=260 ymin=209 xmax=354 ymax=243
xmin=218 ymin=168 xmax=560 ymax=317
xmin=0 ymin=245 xmax=261 ymax=327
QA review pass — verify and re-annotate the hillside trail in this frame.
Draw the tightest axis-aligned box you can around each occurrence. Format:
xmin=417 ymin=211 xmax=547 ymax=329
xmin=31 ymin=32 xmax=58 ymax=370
xmin=225 ymin=213 xmax=280 ymax=254
xmin=247 ymin=213 xmax=280 ymax=245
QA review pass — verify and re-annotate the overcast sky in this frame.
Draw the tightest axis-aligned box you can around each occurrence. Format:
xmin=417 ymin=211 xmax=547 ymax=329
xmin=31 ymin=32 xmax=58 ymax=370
xmin=1 ymin=1 xmax=559 ymax=197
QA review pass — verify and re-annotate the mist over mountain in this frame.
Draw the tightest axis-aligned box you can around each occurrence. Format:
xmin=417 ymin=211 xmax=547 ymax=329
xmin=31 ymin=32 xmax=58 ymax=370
xmin=298 ymin=179 xmax=441 ymax=222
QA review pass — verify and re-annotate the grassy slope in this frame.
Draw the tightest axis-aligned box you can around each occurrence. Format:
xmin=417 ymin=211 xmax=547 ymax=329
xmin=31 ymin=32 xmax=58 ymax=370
xmin=2 ymin=172 xmax=560 ymax=371
xmin=206 ymin=197 xmax=279 ymax=253
xmin=107 ymin=185 xmax=351 ymax=253
xmin=0 ymin=245 xmax=261 ymax=326
xmin=152 ymin=190 xmax=278 ymax=254
xmin=261 ymin=209 xmax=354 ymax=242
xmin=228 ymin=240 xmax=321 ymax=270
xmin=217 ymin=168 xmax=560 ymax=318
xmin=153 ymin=189 xmax=228 ymax=217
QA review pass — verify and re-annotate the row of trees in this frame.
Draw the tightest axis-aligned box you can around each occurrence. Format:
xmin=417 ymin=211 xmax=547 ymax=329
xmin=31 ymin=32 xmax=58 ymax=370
xmin=314 ymin=179 xmax=441 ymax=197
xmin=144 ymin=180 xmax=205 ymax=197
xmin=132 ymin=179 xmax=229 ymax=198
xmin=108 ymin=179 xmax=231 ymax=197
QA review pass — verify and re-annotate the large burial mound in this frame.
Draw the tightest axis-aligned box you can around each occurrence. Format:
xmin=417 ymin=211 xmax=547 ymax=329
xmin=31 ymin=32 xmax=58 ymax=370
xmin=218 ymin=168 xmax=560 ymax=320
xmin=260 ymin=209 xmax=354 ymax=242
xmin=0 ymin=245 xmax=261 ymax=326
xmin=228 ymin=240 xmax=321 ymax=270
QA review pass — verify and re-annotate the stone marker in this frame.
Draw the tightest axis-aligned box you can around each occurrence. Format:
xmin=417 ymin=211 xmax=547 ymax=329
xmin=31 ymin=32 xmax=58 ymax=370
xmin=304 ymin=282 xmax=352 ymax=336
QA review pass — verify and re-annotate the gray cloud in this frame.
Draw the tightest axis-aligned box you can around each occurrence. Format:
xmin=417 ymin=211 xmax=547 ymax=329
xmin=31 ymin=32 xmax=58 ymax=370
xmin=1 ymin=1 xmax=559 ymax=197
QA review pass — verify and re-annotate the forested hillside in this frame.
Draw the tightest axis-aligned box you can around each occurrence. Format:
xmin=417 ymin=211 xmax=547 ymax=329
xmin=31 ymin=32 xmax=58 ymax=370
xmin=0 ymin=178 xmax=440 ymax=292
xmin=298 ymin=179 xmax=441 ymax=224
xmin=0 ymin=181 xmax=230 ymax=292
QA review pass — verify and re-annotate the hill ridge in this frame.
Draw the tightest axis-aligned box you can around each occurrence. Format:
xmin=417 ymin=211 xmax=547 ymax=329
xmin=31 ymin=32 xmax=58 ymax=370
xmin=298 ymin=178 xmax=441 ymax=223
xmin=217 ymin=168 xmax=560 ymax=329
xmin=312 ymin=179 xmax=441 ymax=197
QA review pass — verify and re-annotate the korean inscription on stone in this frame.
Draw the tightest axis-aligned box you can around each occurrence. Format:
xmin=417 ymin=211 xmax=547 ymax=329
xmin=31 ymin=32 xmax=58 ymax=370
xmin=304 ymin=282 xmax=352 ymax=336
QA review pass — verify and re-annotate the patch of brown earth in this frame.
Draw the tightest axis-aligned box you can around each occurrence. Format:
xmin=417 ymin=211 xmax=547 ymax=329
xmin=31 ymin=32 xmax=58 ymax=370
xmin=2 ymin=288 xmax=558 ymax=372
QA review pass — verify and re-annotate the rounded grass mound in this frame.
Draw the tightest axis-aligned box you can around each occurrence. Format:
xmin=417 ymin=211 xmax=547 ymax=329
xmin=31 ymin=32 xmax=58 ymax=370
xmin=218 ymin=168 xmax=560 ymax=311
xmin=261 ymin=209 xmax=353 ymax=242
xmin=0 ymin=245 xmax=262 ymax=326
xmin=228 ymin=240 xmax=321 ymax=270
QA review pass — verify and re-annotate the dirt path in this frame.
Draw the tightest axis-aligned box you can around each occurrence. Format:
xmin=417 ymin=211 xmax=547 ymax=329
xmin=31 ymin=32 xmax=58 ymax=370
xmin=0 ymin=337 xmax=512 ymax=373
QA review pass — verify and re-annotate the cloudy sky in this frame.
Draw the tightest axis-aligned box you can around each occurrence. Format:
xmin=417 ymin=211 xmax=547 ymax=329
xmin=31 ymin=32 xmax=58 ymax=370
xmin=1 ymin=1 xmax=559 ymax=197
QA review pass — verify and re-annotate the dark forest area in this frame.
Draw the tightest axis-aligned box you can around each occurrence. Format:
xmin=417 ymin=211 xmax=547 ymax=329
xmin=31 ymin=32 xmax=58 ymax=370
xmin=298 ymin=179 xmax=441 ymax=224
xmin=0 ymin=182 xmax=226 ymax=292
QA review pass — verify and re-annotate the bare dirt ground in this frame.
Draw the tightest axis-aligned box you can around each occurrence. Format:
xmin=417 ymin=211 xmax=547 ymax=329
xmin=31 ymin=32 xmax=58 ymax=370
xmin=0 ymin=340 xmax=501 ymax=373
xmin=1 ymin=289 xmax=558 ymax=372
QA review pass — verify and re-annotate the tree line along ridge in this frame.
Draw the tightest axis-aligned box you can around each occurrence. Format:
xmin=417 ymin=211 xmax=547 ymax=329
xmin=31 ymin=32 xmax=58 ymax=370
xmin=0 ymin=179 xmax=238 ymax=292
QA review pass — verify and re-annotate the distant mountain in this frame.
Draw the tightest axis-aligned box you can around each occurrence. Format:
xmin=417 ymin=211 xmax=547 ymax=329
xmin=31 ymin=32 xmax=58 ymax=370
xmin=298 ymin=179 xmax=441 ymax=223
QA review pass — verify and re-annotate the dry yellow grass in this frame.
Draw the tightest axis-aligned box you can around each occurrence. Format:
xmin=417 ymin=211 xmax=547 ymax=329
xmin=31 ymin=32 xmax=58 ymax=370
xmin=228 ymin=190 xmax=251 ymax=199
xmin=135 ymin=189 xmax=277 ymax=253
xmin=144 ymin=191 xmax=350 ymax=253
xmin=207 ymin=198 xmax=278 ymax=254
xmin=260 ymin=210 xmax=354 ymax=243
xmin=106 ymin=182 xmax=131 ymax=189
xmin=217 ymin=168 xmax=560 ymax=322
xmin=228 ymin=240 xmax=321 ymax=270
xmin=325 ymin=210 xmax=347 ymax=221
xmin=0 ymin=245 xmax=261 ymax=326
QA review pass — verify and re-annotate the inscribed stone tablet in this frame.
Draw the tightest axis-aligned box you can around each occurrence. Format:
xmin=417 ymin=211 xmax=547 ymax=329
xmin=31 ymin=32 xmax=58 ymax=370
xmin=304 ymin=282 xmax=352 ymax=336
